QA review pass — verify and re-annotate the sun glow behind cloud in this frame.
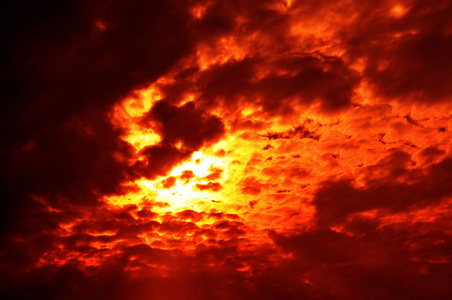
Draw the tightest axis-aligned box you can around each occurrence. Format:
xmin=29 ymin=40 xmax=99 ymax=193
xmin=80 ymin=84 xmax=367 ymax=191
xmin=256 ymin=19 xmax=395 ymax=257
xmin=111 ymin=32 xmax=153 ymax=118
xmin=3 ymin=0 xmax=452 ymax=299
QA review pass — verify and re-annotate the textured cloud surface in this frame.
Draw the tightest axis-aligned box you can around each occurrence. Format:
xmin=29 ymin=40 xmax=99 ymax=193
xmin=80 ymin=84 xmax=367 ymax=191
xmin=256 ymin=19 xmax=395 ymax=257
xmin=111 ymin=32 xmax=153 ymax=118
xmin=2 ymin=0 xmax=452 ymax=299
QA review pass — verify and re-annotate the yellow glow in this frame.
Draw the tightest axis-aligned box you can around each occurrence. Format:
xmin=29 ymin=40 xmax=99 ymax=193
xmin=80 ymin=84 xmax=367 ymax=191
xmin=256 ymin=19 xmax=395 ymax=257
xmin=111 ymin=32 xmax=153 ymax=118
xmin=110 ymin=85 xmax=163 ymax=152
xmin=169 ymin=151 xmax=229 ymax=178
xmin=124 ymin=87 xmax=161 ymax=118
xmin=178 ymin=93 xmax=196 ymax=107
xmin=104 ymin=145 xmax=234 ymax=214
xmin=126 ymin=127 xmax=161 ymax=152
xmin=241 ymin=106 xmax=260 ymax=117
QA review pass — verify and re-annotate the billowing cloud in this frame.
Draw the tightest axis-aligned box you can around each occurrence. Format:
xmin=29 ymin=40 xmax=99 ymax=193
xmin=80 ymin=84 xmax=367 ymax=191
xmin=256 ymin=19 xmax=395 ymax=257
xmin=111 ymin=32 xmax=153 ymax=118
xmin=2 ymin=0 xmax=452 ymax=299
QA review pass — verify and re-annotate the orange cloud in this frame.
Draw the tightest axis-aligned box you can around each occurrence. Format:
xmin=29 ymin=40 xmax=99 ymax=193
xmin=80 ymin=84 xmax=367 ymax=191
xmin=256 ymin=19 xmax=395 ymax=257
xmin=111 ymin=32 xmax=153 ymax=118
xmin=2 ymin=0 xmax=451 ymax=299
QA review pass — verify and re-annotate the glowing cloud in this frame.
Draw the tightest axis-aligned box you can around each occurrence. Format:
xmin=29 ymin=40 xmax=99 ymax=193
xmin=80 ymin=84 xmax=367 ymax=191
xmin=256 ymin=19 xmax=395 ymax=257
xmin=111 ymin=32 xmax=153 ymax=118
xmin=2 ymin=0 xmax=451 ymax=299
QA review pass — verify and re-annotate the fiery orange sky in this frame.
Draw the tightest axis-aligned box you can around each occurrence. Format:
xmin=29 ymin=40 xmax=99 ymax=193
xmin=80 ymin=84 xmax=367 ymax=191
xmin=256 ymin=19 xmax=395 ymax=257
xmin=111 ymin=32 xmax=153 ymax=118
xmin=2 ymin=1 xmax=452 ymax=299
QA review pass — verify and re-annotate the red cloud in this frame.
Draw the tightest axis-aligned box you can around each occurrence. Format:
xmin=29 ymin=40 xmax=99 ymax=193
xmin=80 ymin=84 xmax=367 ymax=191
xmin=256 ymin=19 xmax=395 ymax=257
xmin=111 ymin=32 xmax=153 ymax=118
xmin=2 ymin=0 xmax=451 ymax=299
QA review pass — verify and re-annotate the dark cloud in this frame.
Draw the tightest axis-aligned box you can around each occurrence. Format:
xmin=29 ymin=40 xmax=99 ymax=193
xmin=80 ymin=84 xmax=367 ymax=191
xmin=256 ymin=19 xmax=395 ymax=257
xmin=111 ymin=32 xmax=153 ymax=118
xmin=342 ymin=0 xmax=452 ymax=103
xmin=271 ymin=212 xmax=452 ymax=299
xmin=264 ymin=125 xmax=320 ymax=140
xmin=313 ymin=152 xmax=452 ymax=226
xmin=143 ymin=100 xmax=225 ymax=151
xmin=182 ymin=54 xmax=360 ymax=117
xmin=1 ymin=0 xmax=194 ymax=225
xmin=133 ymin=143 xmax=192 ymax=180
xmin=2 ymin=1 xmax=194 ymax=295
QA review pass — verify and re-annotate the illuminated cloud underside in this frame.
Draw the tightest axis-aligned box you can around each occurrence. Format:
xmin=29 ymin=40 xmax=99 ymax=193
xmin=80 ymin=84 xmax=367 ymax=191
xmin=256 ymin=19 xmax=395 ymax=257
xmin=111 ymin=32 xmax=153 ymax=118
xmin=2 ymin=0 xmax=452 ymax=299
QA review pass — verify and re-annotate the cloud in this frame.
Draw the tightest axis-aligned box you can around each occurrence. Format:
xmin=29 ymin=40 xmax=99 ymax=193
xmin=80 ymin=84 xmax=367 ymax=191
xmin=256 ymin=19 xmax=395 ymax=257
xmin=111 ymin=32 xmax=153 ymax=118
xmin=2 ymin=0 xmax=452 ymax=299
xmin=313 ymin=152 xmax=452 ymax=226
xmin=1 ymin=0 xmax=194 ymax=229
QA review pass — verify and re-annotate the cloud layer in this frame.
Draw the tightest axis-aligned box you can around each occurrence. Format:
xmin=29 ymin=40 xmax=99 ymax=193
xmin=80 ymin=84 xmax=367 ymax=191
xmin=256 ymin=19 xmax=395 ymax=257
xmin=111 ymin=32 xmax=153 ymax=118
xmin=2 ymin=0 xmax=452 ymax=299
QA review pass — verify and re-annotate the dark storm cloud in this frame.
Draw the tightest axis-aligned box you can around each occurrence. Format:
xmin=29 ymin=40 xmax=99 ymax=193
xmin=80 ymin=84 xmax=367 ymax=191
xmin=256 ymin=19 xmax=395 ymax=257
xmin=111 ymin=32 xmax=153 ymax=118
xmin=134 ymin=143 xmax=193 ymax=180
xmin=2 ymin=0 xmax=195 ymax=295
xmin=270 ymin=220 xmax=452 ymax=299
xmin=313 ymin=151 xmax=452 ymax=226
xmin=342 ymin=0 xmax=452 ymax=103
xmin=1 ymin=243 xmax=316 ymax=300
xmin=144 ymin=100 xmax=224 ymax=151
xmin=155 ymin=0 xmax=362 ymax=117
xmin=0 ymin=203 xmax=278 ymax=299
xmin=2 ymin=0 xmax=194 ymax=214
xmin=254 ymin=55 xmax=360 ymax=113
xmin=155 ymin=0 xmax=452 ymax=115
xmin=176 ymin=54 xmax=360 ymax=117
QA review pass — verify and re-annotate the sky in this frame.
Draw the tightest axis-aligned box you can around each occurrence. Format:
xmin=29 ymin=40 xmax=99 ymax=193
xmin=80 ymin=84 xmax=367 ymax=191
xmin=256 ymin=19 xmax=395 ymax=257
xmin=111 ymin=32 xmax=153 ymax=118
xmin=1 ymin=0 xmax=452 ymax=299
